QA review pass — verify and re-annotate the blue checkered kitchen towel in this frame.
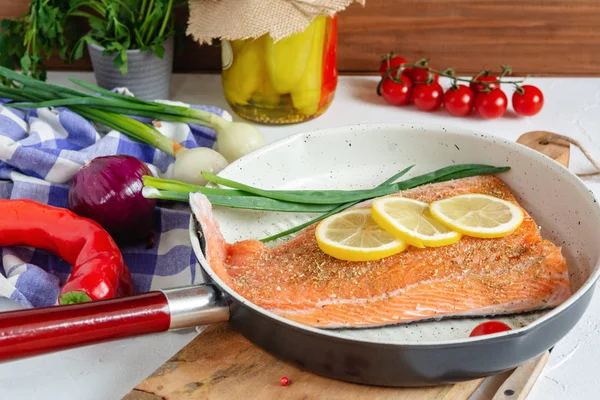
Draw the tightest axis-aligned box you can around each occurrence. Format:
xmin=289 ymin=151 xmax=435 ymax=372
xmin=0 ymin=97 xmax=229 ymax=308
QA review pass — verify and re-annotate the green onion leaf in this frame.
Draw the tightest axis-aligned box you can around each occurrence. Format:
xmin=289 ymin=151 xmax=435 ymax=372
xmin=142 ymin=175 xmax=250 ymax=197
xmin=143 ymin=188 xmax=337 ymax=213
xmin=259 ymin=164 xmax=510 ymax=242
xmin=202 ymin=164 xmax=507 ymax=205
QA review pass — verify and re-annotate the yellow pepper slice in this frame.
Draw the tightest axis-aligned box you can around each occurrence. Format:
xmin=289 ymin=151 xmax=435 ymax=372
xmin=265 ymin=23 xmax=315 ymax=94
xmin=222 ymin=37 xmax=264 ymax=106
xmin=252 ymin=67 xmax=281 ymax=109
xmin=290 ymin=16 xmax=327 ymax=116
xmin=251 ymin=42 xmax=282 ymax=109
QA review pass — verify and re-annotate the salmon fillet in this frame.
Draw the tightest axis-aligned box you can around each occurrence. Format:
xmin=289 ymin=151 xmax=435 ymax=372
xmin=191 ymin=175 xmax=572 ymax=329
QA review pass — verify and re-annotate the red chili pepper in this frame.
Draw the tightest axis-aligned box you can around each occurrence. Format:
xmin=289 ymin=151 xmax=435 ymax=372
xmin=0 ymin=199 xmax=132 ymax=305
xmin=318 ymin=13 xmax=338 ymax=109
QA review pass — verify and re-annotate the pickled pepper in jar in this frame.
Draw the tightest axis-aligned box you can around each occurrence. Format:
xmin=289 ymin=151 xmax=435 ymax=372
xmin=221 ymin=15 xmax=338 ymax=125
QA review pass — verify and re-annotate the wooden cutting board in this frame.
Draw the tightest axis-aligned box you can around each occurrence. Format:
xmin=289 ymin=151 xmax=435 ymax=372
xmin=123 ymin=132 xmax=569 ymax=400
xmin=123 ymin=323 xmax=485 ymax=400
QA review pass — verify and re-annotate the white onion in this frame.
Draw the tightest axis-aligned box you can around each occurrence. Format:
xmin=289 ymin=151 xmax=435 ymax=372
xmin=212 ymin=119 xmax=265 ymax=163
xmin=173 ymin=147 xmax=229 ymax=186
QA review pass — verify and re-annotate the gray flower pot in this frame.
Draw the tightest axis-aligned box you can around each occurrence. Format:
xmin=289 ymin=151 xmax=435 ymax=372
xmin=87 ymin=36 xmax=174 ymax=100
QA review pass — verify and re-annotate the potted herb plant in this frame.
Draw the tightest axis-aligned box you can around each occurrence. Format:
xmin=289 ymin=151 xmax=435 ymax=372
xmin=0 ymin=0 xmax=185 ymax=100
xmin=0 ymin=1 xmax=76 ymax=82
xmin=73 ymin=0 xmax=185 ymax=100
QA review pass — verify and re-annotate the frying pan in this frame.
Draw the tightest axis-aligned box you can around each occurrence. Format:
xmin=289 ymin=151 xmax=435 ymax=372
xmin=1 ymin=123 xmax=599 ymax=387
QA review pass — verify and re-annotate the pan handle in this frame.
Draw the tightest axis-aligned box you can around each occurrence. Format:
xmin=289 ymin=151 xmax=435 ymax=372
xmin=0 ymin=284 xmax=230 ymax=362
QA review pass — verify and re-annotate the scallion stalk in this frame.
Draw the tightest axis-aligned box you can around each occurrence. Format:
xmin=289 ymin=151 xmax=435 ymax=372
xmin=141 ymin=165 xmax=509 ymax=239
xmin=73 ymin=107 xmax=182 ymax=156
xmin=0 ymin=66 xmax=267 ymax=182
xmin=142 ymin=175 xmax=249 ymax=197
xmin=200 ymin=164 xmax=509 ymax=205
xmin=142 ymin=188 xmax=337 ymax=213
xmin=258 ymin=164 xmax=510 ymax=242
xmin=257 ymin=167 xmax=415 ymax=243
xmin=67 ymin=78 xmax=265 ymax=163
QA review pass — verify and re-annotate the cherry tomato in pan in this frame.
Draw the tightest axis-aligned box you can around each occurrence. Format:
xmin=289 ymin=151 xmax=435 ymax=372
xmin=443 ymin=85 xmax=475 ymax=117
xmin=512 ymin=85 xmax=544 ymax=116
xmin=380 ymin=75 xmax=413 ymax=106
xmin=475 ymin=89 xmax=508 ymax=119
xmin=412 ymin=81 xmax=444 ymax=112
xmin=379 ymin=55 xmax=408 ymax=77
xmin=470 ymin=73 xmax=500 ymax=95
xmin=469 ymin=321 xmax=512 ymax=337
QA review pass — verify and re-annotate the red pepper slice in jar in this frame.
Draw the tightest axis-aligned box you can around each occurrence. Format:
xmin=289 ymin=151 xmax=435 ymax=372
xmin=0 ymin=199 xmax=133 ymax=304
xmin=318 ymin=13 xmax=338 ymax=109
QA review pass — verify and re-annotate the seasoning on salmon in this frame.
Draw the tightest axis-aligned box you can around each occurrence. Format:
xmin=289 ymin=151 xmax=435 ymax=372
xmin=191 ymin=175 xmax=571 ymax=329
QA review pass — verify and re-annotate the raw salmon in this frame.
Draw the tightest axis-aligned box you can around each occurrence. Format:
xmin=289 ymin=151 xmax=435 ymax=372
xmin=191 ymin=176 xmax=571 ymax=329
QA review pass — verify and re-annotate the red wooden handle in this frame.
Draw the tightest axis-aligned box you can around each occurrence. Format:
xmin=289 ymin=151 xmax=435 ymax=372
xmin=0 ymin=291 xmax=170 ymax=362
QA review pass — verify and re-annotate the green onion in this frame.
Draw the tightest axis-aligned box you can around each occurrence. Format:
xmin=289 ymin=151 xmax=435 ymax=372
xmin=142 ymin=188 xmax=336 ymax=213
xmin=0 ymin=68 xmax=185 ymax=158
xmin=0 ymin=66 xmax=266 ymax=185
xmin=395 ymin=164 xmax=510 ymax=189
xmin=73 ymin=107 xmax=181 ymax=156
xmin=201 ymin=164 xmax=508 ymax=205
xmin=429 ymin=165 xmax=510 ymax=183
xmin=258 ymin=167 xmax=417 ymax=243
xmin=142 ymin=175 xmax=250 ymax=197
xmin=141 ymin=164 xmax=509 ymax=241
xmin=68 ymin=78 xmax=151 ymax=105
xmin=0 ymin=65 xmax=89 ymax=98
xmin=142 ymin=167 xmax=415 ymax=213
xmin=260 ymin=203 xmax=352 ymax=243
xmin=258 ymin=164 xmax=510 ymax=242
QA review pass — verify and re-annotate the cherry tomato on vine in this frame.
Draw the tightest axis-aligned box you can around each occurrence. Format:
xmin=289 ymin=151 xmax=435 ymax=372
xmin=443 ymin=85 xmax=475 ymax=117
xmin=380 ymin=75 xmax=413 ymax=106
xmin=475 ymin=88 xmax=508 ymax=119
xmin=403 ymin=67 xmax=439 ymax=84
xmin=470 ymin=74 xmax=500 ymax=95
xmin=379 ymin=55 xmax=408 ymax=77
xmin=469 ymin=321 xmax=512 ymax=337
xmin=512 ymin=85 xmax=544 ymax=116
xmin=412 ymin=81 xmax=444 ymax=111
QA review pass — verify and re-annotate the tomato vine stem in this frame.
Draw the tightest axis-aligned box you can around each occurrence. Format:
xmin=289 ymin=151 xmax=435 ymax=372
xmin=384 ymin=63 xmax=527 ymax=86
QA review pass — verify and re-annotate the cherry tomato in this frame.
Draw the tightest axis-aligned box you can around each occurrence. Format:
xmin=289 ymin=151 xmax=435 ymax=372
xmin=512 ymin=85 xmax=544 ymax=116
xmin=469 ymin=321 xmax=512 ymax=337
xmin=470 ymin=74 xmax=500 ymax=95
xmin=403 ymin=67 xmax=439 ymax=85
xmin=380 ymin=75 xmax=413 ymax=106
xmin=475 ymin=88 xmax=508 ymax=119
xmin=412 ymin=81 xmax=443 ymax=111
xmin=379 ymin=55 xmax=407 ymax=77
xmin=443 ymin=85 xmax=475 ymax=117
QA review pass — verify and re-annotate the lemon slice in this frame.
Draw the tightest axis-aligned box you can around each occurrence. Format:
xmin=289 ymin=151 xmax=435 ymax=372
xmin=429 ymin=194 xmax=525 ymax=238
xmin=315 ymin=209 xmax=407 ymax=261
xmin=371 ymin=197 xmax=462 ymax=248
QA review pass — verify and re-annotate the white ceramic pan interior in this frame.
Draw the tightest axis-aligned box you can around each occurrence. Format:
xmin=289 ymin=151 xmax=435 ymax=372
xmin=197 ymin=123 xmax=600 ymax=345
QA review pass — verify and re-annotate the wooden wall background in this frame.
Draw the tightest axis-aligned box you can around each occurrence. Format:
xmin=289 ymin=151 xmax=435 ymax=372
xmin=2 ymin=0 xmax=600 ymax=76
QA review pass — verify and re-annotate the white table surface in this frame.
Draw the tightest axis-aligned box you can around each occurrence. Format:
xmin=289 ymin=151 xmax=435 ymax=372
xmin=0 ymin=72 xmax=599 ymax=400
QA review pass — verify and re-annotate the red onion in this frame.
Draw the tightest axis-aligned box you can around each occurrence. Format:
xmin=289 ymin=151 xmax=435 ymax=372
xmin=68 ymin=155 xmax=156 ymax=246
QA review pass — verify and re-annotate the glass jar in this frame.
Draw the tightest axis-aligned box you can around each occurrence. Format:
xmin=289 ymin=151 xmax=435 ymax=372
xmin=220 ymin=15 xmax=338 ymax=125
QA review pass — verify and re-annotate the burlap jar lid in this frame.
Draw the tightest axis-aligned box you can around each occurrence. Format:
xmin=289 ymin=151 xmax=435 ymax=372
xmin=187 ymin=0 xmax=365 ymax=44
